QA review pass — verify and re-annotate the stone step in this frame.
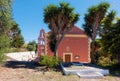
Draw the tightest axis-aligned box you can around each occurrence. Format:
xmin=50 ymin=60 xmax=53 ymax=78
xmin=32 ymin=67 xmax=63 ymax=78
xmin=77 ymin=72 xmax=104 ymax=78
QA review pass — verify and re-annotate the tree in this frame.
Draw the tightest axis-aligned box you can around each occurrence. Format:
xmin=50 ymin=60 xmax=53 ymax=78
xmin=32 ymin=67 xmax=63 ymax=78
xmin=10 ymin=21 xmax=24 ymax=48
xmin=0 ymin=0 xmax=24 ymax=49
xmin=90 ymin=39 xmax=101 ymax=63
xmin=0 ymin=0 xmax=12 ymax=62
xmin=11 ymin=34 xmax=24 ymax=48
xmin=109 ymin=19 xmax=120 ymax=61
xmin=0 ymin=0 xmax=12 ymax=35
xmin=83 ymin=2 xmax=110 ymax=63
xmin=44 ymin=2 xmax=79 ymax=56
xmin=27 ymin=41 xmax=36 ymax=51
xmin=101 ymin=14 xmax=120 ymax=63
xmin=0 ymin=35 xmax=10 ymax=62
xmin=101 ymin=11 xmax=116 ymax=55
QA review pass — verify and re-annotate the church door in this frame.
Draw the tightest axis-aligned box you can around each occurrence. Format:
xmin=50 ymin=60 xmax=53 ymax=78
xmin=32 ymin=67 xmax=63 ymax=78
xmin=65 ymin=54 xmax=71 ymax=62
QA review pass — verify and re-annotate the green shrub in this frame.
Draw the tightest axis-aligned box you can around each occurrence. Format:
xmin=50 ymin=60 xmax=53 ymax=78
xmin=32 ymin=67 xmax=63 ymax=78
xmin=0 ymin=50 xmax=6 ymax=63
xmin=27 ymin=41 xmax=36 ymax=51
xmin=0 ymin=35 xmax=10 ymax=63
xmin=98 ymin=56 xmax=118 ymax=66
xmin=39 ymin=55 xmax=62 ymax=68
xmin=27 ymin=45 xmax=34 ymax=51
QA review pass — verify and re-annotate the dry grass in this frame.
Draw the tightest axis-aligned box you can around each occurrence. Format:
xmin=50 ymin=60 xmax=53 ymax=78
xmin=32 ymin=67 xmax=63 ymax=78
xmin=0 ymin=66 xmax=120 ymax=81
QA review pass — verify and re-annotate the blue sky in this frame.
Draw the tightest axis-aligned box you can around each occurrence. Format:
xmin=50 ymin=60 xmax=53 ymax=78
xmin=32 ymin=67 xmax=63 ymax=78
xmin=12 ymin=0 xmax=120 ymax=43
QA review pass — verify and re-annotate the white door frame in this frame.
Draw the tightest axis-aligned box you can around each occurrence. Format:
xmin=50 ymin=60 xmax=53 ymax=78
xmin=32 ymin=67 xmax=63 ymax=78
xmin=63 ymin=53 xmax=72 ymax=62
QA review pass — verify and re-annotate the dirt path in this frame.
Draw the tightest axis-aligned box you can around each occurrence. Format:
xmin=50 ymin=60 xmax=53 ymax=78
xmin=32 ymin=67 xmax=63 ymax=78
xmin=0 ymin=61 xmax=120 ymax=81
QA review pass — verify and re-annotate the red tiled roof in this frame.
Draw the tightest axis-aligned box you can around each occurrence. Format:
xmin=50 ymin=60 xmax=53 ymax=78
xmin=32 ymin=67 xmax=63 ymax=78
xmin=67 ymin=26 xmax=84 ymax=34
xmin=47 ymin=26 xmax=84 ymax=34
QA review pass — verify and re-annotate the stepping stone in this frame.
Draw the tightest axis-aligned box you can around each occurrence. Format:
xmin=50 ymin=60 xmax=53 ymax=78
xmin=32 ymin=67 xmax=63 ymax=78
xmin=77 ymin=72 xmax=104 ymax=78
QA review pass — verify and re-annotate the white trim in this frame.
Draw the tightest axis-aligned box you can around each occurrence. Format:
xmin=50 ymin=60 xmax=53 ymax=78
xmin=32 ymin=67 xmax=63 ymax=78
xmin=64 ymin=34 xmax=88 ymax=37
xmin=88 ymin=38 xmax=91 ymax=62
xmin=45 ymin=33 xmax=88 ymax=38
xmin=45 ymin=34 xmax=47 ymax=55
xmin=63 ymin=53 xmax=72 ymax=62
xmin=56 ymin=51 xmax=58 ymax=59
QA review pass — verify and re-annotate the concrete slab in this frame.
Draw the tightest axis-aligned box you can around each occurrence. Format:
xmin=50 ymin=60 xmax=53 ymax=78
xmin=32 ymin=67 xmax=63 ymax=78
xmin=61 ymin=62 xmax=109 ymax=78
xmin=77 ymin=72 xmax=104 ymax=78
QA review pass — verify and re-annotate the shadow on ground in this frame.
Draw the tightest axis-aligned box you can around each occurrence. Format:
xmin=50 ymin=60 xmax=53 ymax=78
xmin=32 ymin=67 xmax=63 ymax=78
xmin=4 ymin=61 xmax=40 ymax=69
xmin=4 ymin=61 xmax=62 ymax=72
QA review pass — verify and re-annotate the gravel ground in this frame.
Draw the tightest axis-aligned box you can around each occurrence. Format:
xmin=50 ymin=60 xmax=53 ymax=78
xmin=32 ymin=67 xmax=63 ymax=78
xmin=0 ymin=61 xmax=120 ymax=81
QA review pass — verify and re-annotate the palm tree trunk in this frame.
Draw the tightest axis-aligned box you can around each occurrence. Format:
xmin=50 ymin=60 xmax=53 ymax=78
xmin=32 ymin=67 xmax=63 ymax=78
xmin=54 ymin=34 xmax=64 ymax=57
xmin=91 ymin=41 xmax=96 ymax=63
xmin=91 ymin=23 xmax=97 ymax=63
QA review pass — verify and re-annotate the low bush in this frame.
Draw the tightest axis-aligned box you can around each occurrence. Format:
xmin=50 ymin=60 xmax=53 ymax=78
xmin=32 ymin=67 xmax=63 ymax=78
xmin=98 ymin=56 xmax=118 ymax=66
xmin=27 ymin=41 xmax=36 ymax=51
xmin=0 ymin=50 xmax=6 ymax=63
xmin=39 ymin=55 xmax=62 ymax=68
xmin=0 ymin=35 xmax=10 ymax=63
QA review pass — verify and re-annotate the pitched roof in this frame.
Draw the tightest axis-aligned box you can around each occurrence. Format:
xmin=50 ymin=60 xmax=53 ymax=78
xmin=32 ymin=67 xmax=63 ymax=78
xmin=47 ymin=26 xmax=84 ymax=35
xmin=67 ymin=26 xmax=84 ymax=34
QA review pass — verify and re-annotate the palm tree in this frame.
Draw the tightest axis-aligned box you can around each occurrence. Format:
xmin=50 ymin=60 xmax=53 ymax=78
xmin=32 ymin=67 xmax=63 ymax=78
xmin=83 ymin=2 xmax=110 ymax=63
xmin=44 ymin=2 xmax=79 ymax=57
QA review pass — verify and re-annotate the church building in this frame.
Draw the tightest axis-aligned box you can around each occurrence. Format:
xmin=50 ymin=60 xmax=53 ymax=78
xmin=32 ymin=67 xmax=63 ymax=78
xmin=38 ymin=26 xmax=90 ymax=63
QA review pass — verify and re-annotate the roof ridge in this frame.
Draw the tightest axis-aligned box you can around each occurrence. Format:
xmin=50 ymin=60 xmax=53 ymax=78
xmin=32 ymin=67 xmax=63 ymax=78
xmin=67 ymin=26 xmax=84 ymax=34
